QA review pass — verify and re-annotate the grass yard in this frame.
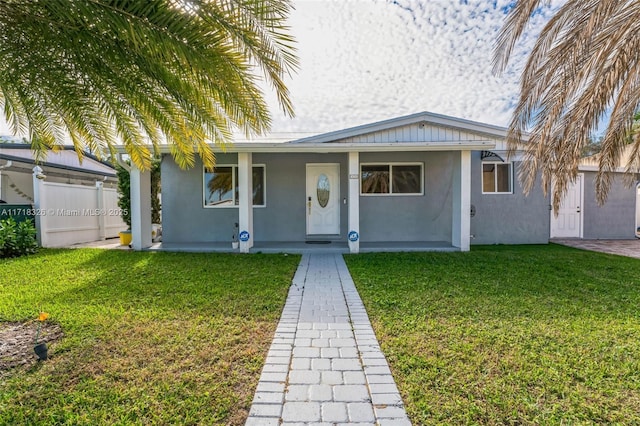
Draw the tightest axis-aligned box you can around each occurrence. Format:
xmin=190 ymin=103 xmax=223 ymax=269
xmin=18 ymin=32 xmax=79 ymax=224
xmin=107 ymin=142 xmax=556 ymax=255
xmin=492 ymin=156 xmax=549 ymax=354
xmin=0 ymin=249 xmax=299 ymax=425
xmin=345 ymin=244 xmax=640 ymax=425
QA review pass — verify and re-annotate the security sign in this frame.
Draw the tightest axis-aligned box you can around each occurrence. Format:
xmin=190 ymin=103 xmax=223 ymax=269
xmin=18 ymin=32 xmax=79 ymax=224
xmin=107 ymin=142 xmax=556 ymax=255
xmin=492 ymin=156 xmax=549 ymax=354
xmin=239 ymin=231 xmax=250 ymax=242
xmin=348 ymin=231 xmax=359 ymax=242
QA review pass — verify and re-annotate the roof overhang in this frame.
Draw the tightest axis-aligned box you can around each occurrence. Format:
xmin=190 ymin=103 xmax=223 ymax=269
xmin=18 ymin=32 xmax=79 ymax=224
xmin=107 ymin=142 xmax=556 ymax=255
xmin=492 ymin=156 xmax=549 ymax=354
xmin=116 ymin=140 xmax=495 ymax=154
xmin=0 ymin=153 xmax=117 ymax=177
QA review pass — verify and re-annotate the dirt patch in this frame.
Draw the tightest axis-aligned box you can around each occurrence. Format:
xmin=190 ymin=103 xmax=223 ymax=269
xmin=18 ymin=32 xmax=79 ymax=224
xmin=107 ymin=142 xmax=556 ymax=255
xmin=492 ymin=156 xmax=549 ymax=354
xmin=0 ymin=321 xmax=64 ymax=375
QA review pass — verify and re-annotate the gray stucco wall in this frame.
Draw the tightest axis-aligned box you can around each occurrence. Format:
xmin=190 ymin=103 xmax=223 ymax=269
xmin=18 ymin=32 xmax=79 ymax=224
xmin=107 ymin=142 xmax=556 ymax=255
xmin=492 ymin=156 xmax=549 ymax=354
xmin=162 ymin=150 xmax=553 ymax=245
xmin=358 ymin=151 xmax=453 ymax=242
xmin=470 ymin=152 xmax=550 ymax=244
xmin=252 ymin=152 xmax=349 ymax=241
xmin=582 ymin=172 xmax=638 ymax=239
xmin=162 ymin=153 xmax=239 ymax=243
xmin=161 ymin=152 xmax=349 ymax=243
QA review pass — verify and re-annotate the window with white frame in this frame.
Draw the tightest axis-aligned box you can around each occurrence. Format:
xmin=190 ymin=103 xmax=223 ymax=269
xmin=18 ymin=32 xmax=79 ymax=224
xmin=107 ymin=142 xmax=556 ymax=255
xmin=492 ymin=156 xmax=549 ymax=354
xmin=482 ymin=162 xmax=512 ymax=194
xmin=360 ymin=163 xmax=423 ymax=195
xmin=204 ymin=165 xmax=265 ymax=207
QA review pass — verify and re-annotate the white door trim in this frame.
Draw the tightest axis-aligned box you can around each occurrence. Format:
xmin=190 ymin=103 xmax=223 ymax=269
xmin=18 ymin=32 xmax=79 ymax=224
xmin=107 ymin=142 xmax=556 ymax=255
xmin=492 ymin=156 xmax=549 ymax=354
xmin=306 ymin=163 xmax=340 ymax=235
xmin=550 ymin=173 xmax=584 ymax=238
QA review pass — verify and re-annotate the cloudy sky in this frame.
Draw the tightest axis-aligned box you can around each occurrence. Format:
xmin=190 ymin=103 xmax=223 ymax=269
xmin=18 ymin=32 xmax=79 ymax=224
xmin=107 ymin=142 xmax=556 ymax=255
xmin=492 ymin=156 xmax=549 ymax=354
xmin=262 ymin=0 xmax=562 ymax=135
xmin=0 ymin=0 xmax=562 ymax=138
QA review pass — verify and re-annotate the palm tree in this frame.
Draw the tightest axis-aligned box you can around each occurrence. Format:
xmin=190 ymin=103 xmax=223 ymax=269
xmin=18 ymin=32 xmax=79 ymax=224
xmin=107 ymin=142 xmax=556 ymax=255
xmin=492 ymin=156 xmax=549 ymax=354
xmin=0 ymin=0 xmax=297 ymax=171
xmin=493 ymin=0 xmax=640 ymax=210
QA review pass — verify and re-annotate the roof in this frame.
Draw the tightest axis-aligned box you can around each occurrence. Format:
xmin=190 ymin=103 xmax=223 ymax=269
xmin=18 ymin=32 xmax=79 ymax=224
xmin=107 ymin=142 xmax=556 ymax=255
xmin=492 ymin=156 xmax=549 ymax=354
xmin=0 ymin=143 xmax=117 ymax=177
xmin=116 ymin=111 xmax=513 ymax=154
xmin=289 ymin=111 xmax=514 ymax=144
xmin=579 ymin=145 xmax=638 ymax=173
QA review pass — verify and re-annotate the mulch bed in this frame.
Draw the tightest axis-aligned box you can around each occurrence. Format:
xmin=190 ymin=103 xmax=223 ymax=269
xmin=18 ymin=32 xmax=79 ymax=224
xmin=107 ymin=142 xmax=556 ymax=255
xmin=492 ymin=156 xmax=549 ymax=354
xmin=0 ymin=321 xmax=64 ymax=376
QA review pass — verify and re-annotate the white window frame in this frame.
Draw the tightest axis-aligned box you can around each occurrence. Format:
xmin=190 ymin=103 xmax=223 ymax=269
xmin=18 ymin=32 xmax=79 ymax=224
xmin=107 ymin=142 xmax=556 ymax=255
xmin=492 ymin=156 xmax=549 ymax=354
xmin=481 ymin=161 xmax=513 ymax=195
xmin=360 ymin=162 xmax=424 ymax=196
xmin=203 ymin=164 xmax=266 ymax=208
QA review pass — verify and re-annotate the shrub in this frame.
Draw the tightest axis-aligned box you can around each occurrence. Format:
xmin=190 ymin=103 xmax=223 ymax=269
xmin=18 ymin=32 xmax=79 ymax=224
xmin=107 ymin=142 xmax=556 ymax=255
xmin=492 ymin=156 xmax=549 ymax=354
xmin=116 ymin=165 xmax=131 ymax=228
xmin=116 ymin=160 xmax=161 ymax=228
xmin=0 ymin=217 xmax=38 ymax=258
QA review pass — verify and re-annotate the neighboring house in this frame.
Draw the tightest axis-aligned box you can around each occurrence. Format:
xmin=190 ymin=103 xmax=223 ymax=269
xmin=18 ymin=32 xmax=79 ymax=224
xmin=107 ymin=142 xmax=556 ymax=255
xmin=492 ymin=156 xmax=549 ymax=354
xmin=124 ymin=111 xmax=553 ymax=252
xmin=0 ymin=142 xmax=118 ymax=203
xmin=0 ymin=142 xmax=127 ymax=246
xmin=551 ymin=146 xmax=640 ymax=240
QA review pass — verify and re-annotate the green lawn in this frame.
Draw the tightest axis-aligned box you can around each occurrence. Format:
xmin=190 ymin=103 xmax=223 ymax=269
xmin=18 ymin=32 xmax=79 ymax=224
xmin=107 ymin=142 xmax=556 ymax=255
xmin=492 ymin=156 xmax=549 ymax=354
xmin=345 ymin=245 xmax=640 ymax=425
xmin=0 ymin=249 xmax=299 ymax=425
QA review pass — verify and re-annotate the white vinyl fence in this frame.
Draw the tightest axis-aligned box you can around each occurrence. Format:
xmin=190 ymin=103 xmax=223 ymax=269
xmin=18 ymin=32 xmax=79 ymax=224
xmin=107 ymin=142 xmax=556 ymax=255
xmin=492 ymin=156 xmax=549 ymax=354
xmin=34 ymin=179 xmax=127 ymax=247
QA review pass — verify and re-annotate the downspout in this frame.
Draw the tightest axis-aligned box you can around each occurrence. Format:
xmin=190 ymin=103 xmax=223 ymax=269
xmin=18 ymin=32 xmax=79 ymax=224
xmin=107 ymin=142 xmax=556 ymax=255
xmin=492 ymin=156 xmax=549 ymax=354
xmin=0 ymin=160 xmax=13 ymax=201
xmin=116 ymin=153 xmax=131 ymax=172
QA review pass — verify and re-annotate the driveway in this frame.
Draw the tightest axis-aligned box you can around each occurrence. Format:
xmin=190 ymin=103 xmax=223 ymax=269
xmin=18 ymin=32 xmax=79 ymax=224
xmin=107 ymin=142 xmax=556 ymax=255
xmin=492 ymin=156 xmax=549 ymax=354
xmin=552 ymin=239 xmax=640 ymax=259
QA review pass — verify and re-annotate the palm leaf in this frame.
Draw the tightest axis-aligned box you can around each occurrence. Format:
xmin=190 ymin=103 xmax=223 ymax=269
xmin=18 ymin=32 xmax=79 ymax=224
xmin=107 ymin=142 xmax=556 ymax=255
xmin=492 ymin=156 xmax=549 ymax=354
xmin=0 ymin=0 xmax=297 ymax=170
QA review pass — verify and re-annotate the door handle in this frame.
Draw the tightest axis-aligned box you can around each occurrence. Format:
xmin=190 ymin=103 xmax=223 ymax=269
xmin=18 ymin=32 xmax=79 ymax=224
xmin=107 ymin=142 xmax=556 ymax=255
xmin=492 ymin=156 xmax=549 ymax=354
xmin=308 ymin=196 xmax=312 ymax=215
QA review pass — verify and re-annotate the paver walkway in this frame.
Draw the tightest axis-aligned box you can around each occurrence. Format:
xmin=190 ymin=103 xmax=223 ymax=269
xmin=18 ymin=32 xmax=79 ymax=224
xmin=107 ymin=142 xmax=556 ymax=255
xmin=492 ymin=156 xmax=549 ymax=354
xmin=552 ymin=238 xmax=640 ymax=259
xmin=246 ymin=253 xmax=410 ymax=425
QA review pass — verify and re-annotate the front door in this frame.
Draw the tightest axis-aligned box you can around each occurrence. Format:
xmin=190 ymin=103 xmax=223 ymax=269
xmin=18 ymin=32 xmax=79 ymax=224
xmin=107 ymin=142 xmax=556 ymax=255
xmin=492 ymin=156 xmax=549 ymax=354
xmin=550 ymin=174 xmax=583 ymax=238
xmin=306 ymin=164 xmax=340 ymax=235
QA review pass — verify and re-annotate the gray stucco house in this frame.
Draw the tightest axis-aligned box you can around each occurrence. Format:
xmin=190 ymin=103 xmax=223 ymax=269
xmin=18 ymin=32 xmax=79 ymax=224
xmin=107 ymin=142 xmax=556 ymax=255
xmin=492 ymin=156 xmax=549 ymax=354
xmin=122 ymin=111 xmax=639 ymax=252
xmin=123 ymin=111 xmax=553 ymax=252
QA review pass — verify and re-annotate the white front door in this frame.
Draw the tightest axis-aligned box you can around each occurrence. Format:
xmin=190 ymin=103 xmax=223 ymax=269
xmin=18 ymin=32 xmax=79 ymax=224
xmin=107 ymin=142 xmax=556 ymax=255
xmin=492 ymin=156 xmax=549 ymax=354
xmin=550 ymin=174 xmax=583 ymax=238
xmin=306 ymin=164 xmax=340 ymax=235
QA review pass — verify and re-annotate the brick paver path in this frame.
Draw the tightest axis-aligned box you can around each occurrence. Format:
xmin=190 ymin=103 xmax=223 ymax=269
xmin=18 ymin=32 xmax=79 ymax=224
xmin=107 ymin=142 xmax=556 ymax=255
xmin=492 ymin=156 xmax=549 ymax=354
xmin=552 ymin=238 xmax=640 ymax=259
xmin=246 ymin=253 xmax=410 ymax=425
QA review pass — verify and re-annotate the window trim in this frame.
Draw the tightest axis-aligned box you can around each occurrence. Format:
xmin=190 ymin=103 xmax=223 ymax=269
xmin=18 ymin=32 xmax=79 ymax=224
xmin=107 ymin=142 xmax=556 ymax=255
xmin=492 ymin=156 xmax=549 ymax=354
xmin=481 ymin=161 xmax=513 ymax=195
xmin=360 ymin=162 xmax=424 ymax=196
xmin=203 ymin=164 xmax=267 ymax=208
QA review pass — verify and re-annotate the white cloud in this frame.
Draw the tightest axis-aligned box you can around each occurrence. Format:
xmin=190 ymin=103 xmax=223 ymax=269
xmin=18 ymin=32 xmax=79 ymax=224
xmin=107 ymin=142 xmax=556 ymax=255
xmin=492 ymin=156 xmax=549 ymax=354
xmin=0 ymin=0 xmax=560 ymax=138
xmin=263 ymin=0 xmax=561 ymax=134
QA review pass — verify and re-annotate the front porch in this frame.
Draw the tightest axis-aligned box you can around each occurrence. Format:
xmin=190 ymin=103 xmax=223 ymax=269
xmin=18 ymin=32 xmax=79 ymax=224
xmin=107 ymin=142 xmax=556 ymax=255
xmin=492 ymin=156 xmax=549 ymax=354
xmin=145 ymin=240 xmax=458 ymax=254
xmin=128 ymin=149 xmax=473 ymax=254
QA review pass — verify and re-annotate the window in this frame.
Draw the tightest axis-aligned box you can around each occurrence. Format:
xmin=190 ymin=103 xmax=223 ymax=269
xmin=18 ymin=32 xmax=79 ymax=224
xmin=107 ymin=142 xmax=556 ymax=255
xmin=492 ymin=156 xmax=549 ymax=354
xmin=482 ymin=162 xmax=512 ymax=194
xmin=361 ymin=163 xmax=423 ymax=195
xmin=204 ymin=165 xmax=265 ymax=207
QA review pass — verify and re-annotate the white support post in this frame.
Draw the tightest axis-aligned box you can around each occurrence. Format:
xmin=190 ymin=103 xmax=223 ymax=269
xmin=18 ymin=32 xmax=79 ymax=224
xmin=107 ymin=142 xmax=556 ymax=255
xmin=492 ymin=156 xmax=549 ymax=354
xmin=238 ymin=152 xmax=254 ymax=253
xmin=348 ymin=152 xmax=360 ymax=253
xmin=32 ymin=166 xmax=44 ymax=247
xmin=452 ymin=150 xmax=471 ymax=251
xmin=130 ymin=166 xmax=152 ymax=250
xmin=96 ymin=181 xmax=106 ymax=240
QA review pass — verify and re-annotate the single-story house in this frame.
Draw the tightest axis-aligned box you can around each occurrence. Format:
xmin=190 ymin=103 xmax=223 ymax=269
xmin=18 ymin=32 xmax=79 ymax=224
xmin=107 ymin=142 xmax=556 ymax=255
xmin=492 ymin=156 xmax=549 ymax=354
xmin=0 ymin=142 xmax=118 ymax=204
xmin=124 ymin=111 xmax=557 ymax=253
xmin=0 ymin=142 xmax=126 ymax=247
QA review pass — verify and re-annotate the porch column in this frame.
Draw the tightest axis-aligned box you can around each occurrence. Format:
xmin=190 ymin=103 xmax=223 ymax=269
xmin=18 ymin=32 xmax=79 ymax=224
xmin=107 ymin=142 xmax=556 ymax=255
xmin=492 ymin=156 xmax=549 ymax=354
xmin=452 ymin=150 xmax=471 ymax=251
xmin=96 ymin=181 xmax=106 ymax=240
xmin=348 ymin=151 xmax=360 ymax=253
xmin=130 ymin=165 xmax=152 ymax=250
xmin=238 ymin=152 xmax=254 ymax=253
xmin=32 ymin=166 xmax=44 ymax=246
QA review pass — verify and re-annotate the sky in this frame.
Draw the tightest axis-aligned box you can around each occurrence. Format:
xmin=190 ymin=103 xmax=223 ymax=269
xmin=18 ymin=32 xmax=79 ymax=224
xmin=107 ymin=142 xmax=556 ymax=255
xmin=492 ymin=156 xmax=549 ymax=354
xmin=0 ymin=0 xmax=562 ymax=139
xmin=261 ymin=0 xmax=562 ymax=136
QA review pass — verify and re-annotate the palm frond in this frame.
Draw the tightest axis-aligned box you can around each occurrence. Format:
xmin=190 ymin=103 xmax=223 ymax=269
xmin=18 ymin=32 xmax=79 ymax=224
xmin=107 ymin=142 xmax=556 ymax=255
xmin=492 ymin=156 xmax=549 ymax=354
xmin=0 ymin=0 xmax=297 ymax=170
xmin=494 ymin=0 xmax=640 ymax=210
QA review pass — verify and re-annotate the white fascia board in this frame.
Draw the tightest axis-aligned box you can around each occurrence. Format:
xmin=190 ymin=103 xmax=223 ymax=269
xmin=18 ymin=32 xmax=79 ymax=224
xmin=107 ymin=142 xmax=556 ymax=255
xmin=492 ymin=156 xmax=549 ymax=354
xmin=115 ymin=140 xmax=496 ymax=154
xmin=578 ymin=165 xmax=629 ymax=173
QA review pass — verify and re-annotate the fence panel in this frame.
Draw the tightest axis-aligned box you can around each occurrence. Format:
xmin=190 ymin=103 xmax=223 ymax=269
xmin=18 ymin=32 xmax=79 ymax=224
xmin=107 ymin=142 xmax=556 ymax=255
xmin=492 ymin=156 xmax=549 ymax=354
xmin=37 ymin=181 xmax=126 ymax=247
xmin=104 ymin=187 xmax=127 ymax=236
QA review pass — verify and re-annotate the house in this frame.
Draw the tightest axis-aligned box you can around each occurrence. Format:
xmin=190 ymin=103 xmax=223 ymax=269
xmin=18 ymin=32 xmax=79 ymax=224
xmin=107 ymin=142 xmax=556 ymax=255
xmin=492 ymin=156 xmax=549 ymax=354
xmin=551 ymin=146 xmax=640 ymax=240
xmin=0 ymin=142 xmax=126 ymax=247
xmin=123 ymin=111 xmax=552 ymax=252
xmin=0 ymin=142 xmax=118 ymax=204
